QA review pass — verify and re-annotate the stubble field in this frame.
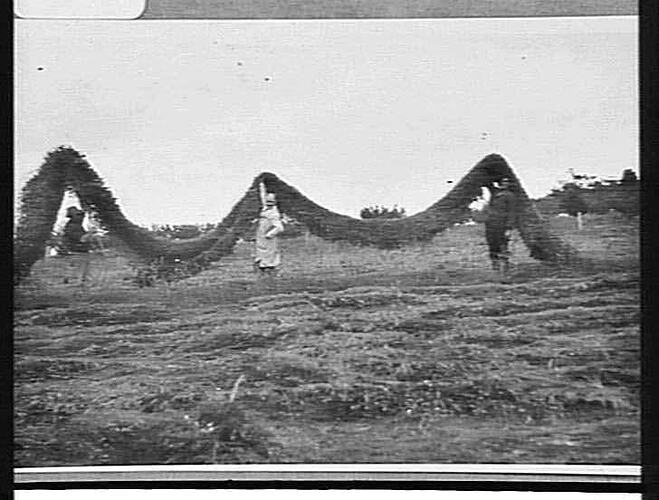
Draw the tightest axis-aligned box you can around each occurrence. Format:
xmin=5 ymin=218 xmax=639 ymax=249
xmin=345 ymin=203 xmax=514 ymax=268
xmin=14 ymin=212 xmax=639 ymax=466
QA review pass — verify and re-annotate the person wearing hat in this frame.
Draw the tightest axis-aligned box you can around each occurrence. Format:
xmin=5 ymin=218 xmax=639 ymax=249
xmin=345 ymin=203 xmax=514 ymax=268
xmin=484 ymin=177 xmax=518 ymax=273
xmin=254 ymin=184 xmax=285 ymax=274
xmin=62 ymin=206 xmax=90 ymax=254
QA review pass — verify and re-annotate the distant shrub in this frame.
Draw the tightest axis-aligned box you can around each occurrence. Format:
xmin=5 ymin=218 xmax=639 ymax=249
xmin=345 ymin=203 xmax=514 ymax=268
xmin=536 ymin=169 xmax=639 ymax=218
xmin=149 ymin=224 xmax=219 ymax=240
xmin=620 ymin=168 xmax=638 ymax=185
xmin=360 ymin=205 xmax=407 ymax=220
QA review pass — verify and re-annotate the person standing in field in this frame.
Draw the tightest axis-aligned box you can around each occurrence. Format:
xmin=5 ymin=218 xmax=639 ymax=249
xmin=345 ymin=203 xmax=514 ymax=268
xmin=485 ymin=177 xmax=518 ymax=273
xmin=62 ymin=206 xmax=90 ymax=254
xmin=254 ymin=183 xmax=285 ymax=275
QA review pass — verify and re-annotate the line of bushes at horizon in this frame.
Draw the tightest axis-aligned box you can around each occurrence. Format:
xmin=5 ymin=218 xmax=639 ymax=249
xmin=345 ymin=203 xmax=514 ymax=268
xmin=14 ymin=146 xmax=578 ymax=283
xmin=360 ymin=205 xmax=407 ymax=219
xmin=534 ymin=182 xmax=640 ymax=217
xmin=148 ymin=223 xmax=218 ymax=240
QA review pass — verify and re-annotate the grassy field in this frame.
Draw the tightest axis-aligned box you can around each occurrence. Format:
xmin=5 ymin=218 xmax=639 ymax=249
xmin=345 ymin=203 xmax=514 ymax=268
xmin=14 ymin=212 xmax=640 ymax=465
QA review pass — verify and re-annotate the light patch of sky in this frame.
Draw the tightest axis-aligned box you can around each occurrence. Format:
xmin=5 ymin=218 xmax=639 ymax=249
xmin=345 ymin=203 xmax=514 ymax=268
xmin=15 ymin=17 xmax=637 ymax=226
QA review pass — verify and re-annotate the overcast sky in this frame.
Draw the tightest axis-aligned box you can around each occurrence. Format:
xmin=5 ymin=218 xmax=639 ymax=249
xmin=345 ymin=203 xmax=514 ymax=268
xmin=15 ymin=17 xmax=637 ymax=226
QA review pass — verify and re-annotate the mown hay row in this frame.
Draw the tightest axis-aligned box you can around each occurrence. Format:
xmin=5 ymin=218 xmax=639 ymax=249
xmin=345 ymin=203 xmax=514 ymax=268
xmin=254 ymin=154 xmax=577 ymax=261
xmin=14 ymin=147 xmax=251 ymax=281
xmin=14 ymin=147 xmax=577 ymax=282
xmin=14 ymin=150 xmax=70 ymax=280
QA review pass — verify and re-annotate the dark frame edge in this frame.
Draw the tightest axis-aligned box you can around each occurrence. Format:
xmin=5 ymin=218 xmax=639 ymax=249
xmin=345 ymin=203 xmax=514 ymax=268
xmin=12 ymin=480 xmax=644 ymax=493
xmin=640 ymin=1 xmax=659 ymax=500
xmin=3 ymin=0 xmax=14 ymax=498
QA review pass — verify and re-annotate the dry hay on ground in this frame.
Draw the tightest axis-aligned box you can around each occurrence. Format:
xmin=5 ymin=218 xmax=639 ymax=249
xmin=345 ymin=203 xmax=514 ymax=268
xmin=13 ymin=213 xmax=638 ymax=465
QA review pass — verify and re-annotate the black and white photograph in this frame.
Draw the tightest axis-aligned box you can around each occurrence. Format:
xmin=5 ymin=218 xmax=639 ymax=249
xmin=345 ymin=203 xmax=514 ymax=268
xmin=13 ymin=1 xmax=639 ymax=481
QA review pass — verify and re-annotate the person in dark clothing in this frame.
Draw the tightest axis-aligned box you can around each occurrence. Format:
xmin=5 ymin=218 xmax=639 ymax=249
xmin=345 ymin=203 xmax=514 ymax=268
xmin=62 ymin=207 xmax=90 ymax=254
xmin=485 ymin=177 xmax=518 ymax=272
